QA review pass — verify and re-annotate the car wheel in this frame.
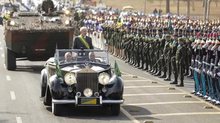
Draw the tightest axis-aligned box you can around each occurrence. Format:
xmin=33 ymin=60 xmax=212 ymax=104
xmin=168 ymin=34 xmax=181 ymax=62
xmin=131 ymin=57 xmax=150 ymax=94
xmin=41 ymin=73 xmax=47 ymax=97
xmin=43 ymin=87 xmax=51 ymax=106
xmin=41 ymin=84 xmax=46 ymax=97
xmin=5 ymin=48 xmax=16 ymax=70
xmin=111 ymin=104 xmax=120 ymax=116
xmin=52 ymin=103 xmax=62 ymax=116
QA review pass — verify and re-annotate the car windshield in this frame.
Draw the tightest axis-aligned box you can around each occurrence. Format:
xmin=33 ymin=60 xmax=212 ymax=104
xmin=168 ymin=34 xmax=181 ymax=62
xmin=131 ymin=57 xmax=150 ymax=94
xmin=55 ymin=49 xmax=109 ymax=65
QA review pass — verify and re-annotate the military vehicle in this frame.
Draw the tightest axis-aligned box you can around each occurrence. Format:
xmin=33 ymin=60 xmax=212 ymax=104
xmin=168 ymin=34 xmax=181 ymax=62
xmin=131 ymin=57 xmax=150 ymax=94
xmin=3 ymin=10 xmax=76 ymax=70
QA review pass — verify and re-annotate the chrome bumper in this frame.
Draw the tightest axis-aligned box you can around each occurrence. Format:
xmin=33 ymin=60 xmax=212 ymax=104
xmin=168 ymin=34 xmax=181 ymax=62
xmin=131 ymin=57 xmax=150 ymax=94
xmin=52 ymin=96 xmax=124 ymax=105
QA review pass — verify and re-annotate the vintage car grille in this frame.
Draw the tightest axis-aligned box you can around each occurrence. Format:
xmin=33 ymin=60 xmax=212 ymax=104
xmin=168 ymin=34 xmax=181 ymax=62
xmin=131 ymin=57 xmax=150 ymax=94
xmin=76 ymin=72 xmax=98 ymax=96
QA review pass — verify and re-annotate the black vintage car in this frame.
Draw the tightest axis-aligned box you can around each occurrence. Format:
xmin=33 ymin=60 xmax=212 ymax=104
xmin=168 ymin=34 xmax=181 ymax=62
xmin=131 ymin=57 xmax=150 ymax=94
xmin=41 ymin=49 xmax=124 ymax=116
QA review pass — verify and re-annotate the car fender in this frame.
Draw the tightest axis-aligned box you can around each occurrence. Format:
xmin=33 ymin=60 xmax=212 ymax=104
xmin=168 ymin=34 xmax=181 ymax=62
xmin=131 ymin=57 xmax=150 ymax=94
xmin=41 ymin=68 xmax=47 ymax=88
xmin=49 ymin=75 xmax=64 ymax=99
xmin=105 ymin=75 xmax=124 ymax=99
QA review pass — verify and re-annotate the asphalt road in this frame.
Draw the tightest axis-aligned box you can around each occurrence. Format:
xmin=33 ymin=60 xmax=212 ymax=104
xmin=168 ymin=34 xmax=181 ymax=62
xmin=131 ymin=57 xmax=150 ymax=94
xmin=1 ymin=26 xmax=220 ymax=123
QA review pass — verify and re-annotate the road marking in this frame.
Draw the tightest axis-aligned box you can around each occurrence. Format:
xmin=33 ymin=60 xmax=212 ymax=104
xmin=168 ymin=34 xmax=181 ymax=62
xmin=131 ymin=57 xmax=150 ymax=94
xmin=126 ymin=101 xmax=202 ymax=106
xmin=121 ymin=107 xmax=140 ymax=123
xmin=10 ymin=91 xmax=16 ymax=100
xmin=1 ymin=54 xmax=4 ymax=58
xmin=124 ymin=80 xmax=150 ymax=82
xmin=134 ymin=112 xmax=220 ymax=118
xmin=126 ymin=70 xmax=220 ymax=112
xmin=6 ymin=75 xmax=11 ymax=81
xmin=16 ymin=117 xmax=22 ymax=123
xmin=124 ymin=92 xmax=185 ymax=97
xmin=125 ymin=85 xmax=167 ymax=89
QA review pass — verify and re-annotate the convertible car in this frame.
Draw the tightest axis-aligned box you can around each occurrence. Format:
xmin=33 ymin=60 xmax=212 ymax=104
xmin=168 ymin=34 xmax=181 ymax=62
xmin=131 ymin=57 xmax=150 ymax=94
xmin=40 ymin=49 xmax=124 ymax=116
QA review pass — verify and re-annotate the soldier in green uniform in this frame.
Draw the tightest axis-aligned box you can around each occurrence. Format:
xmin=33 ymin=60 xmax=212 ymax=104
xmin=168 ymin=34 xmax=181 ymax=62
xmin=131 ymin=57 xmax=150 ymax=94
xmin=175 ymin=38 xmax=187 ymax=87
xmin=170 ymin=34 xmax=179 ymax=84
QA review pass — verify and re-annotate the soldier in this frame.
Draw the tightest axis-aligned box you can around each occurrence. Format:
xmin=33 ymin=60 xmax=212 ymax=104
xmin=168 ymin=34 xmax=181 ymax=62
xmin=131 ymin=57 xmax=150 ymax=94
xmin=160 ymin=34 xmax=171 ymax=79
xmin=170 ymin=34 xmax=178 ymax=84
xmin=42 ymin=0 xmax=55 ymax=14
xmin=175 ymin=38 xmax=187 ymax=87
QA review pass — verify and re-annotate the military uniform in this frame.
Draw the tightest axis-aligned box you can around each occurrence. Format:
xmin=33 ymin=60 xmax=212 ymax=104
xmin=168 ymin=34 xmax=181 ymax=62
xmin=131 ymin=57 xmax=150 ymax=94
xmin=175 ymin=38 xmax=187 ymax=87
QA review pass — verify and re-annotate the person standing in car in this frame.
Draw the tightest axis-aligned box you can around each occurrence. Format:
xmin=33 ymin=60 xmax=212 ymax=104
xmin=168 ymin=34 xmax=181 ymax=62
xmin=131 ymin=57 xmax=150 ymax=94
xmin=73 ymin=27 xmax=94 ymax=49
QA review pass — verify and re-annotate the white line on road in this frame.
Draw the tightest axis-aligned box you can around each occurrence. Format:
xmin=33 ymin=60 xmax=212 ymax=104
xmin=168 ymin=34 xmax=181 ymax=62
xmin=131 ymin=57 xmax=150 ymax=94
xmin=10 ymin=91 xmax=16 ymax=100
xmin=121 ymin=107 xmax=140 ymax=123
xmin=124 ymin=92 xmax=185 ymax=97
xmin=123 ymin=80 xmax=150 ymax=82
xmin=125 ymin=85 xmax=167 ymax=89
xmin=1 ymin=54 xmax=4 ymax=58
xmin=16 ymin=117 xmax=22 ymax=123
xmin=126 ymin=101 xmax=202 ymax=106
xmin=134 ymin=112 xmax=220 ymax=118
xmin=6 ymin=75 xmax=11 ymax=81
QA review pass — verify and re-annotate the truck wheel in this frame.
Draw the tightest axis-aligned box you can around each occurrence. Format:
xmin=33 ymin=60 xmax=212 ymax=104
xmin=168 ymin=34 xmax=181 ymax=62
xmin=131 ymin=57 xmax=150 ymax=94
xmin=111 ymin=104 xmax=120 ymax=116
xmin=5 ymin=48 xmax=16 ymax=70
xmin=52 ymin=103 xmax=62 ymax=116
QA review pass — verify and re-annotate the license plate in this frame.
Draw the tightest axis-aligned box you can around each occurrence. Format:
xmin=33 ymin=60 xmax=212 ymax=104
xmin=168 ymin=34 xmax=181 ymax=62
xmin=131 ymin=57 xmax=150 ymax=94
xmin=80 ymin=98 xmax=97 ymax=105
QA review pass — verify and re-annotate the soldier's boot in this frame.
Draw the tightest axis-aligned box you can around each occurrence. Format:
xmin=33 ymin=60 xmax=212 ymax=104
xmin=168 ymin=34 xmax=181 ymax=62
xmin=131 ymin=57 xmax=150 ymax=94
xmin=138 ymin=65 xmax=144 ymax=69
xmin=154 ymin=71 xmax=161 ymax=76
xmin=150 ymin=68 xmax=155 ymax=73
xmin=170 ymin=76 xmax=178 ymax=84
xmin=153 ymin=69 xmax=158 ymax=74
xmin=164 ymin=75 xmax=171 ymax=81
xmin=143 ymin=66 xmax=148 ymax=70
xmin=176 ymin=80 xmax=184 ymax=87
xmin=136 ymin=63 xmax=140 ymax=68
xmin=159 ymin=72 xmax=166 ymax=78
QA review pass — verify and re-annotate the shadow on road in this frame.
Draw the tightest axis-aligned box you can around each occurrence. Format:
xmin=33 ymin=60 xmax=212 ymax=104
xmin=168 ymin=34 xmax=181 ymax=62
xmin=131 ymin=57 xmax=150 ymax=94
xmin=122 ymin=105 xmax=160 ymax=121
xmin=15 ymin=65 xmax=44 ymax=74
xmin=44 ymin=105 xmax=130 ymax=121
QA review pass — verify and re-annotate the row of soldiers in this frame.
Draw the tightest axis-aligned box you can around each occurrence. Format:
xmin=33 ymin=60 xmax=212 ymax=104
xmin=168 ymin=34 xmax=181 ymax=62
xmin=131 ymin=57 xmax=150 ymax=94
xmin=77 ymin=9 xmax=220 ymax=104
xmin=102 ymin=26 xmax=189 ymax=87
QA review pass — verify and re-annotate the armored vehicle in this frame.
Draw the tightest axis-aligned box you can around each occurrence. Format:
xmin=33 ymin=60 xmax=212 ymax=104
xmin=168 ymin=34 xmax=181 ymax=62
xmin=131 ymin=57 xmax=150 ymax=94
xmin=3 ymin=10 xmax=76 ymax=70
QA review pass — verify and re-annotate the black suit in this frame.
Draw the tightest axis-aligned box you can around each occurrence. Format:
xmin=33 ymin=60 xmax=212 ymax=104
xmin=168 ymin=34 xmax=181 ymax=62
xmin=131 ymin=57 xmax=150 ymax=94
xmin=73 ymin=36 xmax=94 ymax=49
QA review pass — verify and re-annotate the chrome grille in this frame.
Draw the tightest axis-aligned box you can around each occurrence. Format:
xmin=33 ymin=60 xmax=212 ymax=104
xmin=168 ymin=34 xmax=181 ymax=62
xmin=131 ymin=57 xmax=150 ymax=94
xmin=76 ymin=72 xmax=98 ymax=96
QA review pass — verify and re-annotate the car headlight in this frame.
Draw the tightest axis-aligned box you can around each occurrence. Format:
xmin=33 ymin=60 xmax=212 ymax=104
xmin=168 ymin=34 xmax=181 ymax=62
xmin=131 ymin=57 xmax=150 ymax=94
xmin=83 ymin=88 xmax=93 ymax=97
xmin=98 ymin=72 xmax=110 ymax=85
xmin=9 ymin=20 xmax=15 ymax=26
xmin=65 ymin=19 xmax=70 ymax=25
xmin=64 ymin=73 xmax=77 ymax=86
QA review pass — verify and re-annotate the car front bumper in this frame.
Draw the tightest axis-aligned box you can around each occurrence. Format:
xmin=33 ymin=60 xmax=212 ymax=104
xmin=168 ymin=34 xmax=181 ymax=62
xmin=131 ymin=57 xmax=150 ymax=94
xmin=52 ymin=96 xmax=124 ymax=105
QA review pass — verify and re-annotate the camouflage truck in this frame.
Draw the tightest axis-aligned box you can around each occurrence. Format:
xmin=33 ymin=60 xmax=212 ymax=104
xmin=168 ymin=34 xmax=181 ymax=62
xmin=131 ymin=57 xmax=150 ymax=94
xmin=3 ymin=11 xmax=76 ymax=70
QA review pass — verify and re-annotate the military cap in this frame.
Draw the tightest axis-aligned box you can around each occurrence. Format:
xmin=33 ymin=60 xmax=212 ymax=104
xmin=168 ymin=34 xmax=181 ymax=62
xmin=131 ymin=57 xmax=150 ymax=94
xmin=165 ymin=34 xmax=171 ymax=39
xmin=178 ymin=37 xmax=185 ymax=42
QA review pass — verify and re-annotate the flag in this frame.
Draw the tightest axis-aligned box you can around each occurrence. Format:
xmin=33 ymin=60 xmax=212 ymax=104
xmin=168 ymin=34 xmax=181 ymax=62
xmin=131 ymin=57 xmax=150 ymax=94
xmin=114 ymin=61 xmax=121 ymax=76
xmin=55 ymin=59 xmax=62 ymax=78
